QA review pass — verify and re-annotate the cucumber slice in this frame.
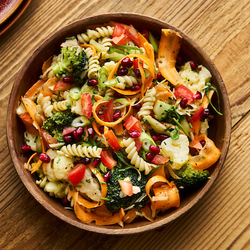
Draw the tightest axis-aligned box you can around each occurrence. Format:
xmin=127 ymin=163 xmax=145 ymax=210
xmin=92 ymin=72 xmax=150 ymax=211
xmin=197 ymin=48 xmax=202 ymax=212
xmin=99 ymin=162 xmax=107 ymax=173
xmin=98 ymin=67 xmax=109 ymax=90
xmin=144 ymin=115 xmax=169 ymax=135
xmin=153 ymin=100 xmax=172 ymax=121
xmin=139 ymin=132 xmax=156 ymax=152
xmin=71 ymin=116 xmax=90 ymax=127
xmin=89 ymin=39 xmax=108 ymax=52
xmin=69 ymin=87 xmax=81 ymax=100
xmin=149 ymin=31 xmax=159 ymax=53
xmin=105 ymin=52 xmax=125 ymax=62
xmin=81 ymin=84 xmax=95 ymax=95
xmin=113 ymin=98 xmax=130 ymax=109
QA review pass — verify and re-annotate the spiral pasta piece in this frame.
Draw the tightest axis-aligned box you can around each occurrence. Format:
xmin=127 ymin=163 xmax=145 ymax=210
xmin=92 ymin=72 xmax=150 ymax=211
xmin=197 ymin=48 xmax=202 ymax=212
xmin=77 ymin=26 xmax=114 ymax=44
xmin=85 ymin=47 xmax=100 ymax=79
xmin=123 ymin=137 xmax=157 ymax=175
xmin=52 ymin=99 xmax=71 ymax=112
xmin=115 ymin=76 xmax=138 ymax=89
xmin=104 ymin=88 xmax=115 ymax=99
xmin=36 ymin=176 xmax=48 ymax=188
xmin=137 ymin=87 xmax=156 ymax=119
xmin=58 ymin=144 xmax=102 ymax=158
xmin=98 ymin=37 xmax=113 ymax=50
xmin=37 ymin=94 xmax=53 ymax=117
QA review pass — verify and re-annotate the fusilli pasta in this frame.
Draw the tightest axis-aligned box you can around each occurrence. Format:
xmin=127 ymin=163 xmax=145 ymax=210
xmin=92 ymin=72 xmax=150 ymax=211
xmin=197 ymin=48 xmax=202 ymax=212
xmin=137 ymin=87 xmax=156 ymax=119
xmin=123 ymin=137 xmax=157 ymax=175
xmin=58 ymin=144 xmax=102 ymax=158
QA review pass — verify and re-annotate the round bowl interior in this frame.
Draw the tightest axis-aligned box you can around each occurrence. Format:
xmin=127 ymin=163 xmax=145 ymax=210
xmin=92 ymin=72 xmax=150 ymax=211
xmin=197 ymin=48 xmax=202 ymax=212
xmin=7 ymin=13 xmax=231 ymax=234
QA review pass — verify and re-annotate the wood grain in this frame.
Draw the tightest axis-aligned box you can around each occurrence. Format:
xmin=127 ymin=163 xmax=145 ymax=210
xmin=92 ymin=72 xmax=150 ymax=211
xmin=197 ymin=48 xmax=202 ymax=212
xmin=0 ymin=0 xmax=249 ymax=249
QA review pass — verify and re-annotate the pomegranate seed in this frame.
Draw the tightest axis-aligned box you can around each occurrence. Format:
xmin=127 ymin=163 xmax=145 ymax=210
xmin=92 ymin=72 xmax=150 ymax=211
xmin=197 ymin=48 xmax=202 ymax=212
xmin=157 ymin=134 xmax=169 ymax=141
xmin=103 ymin=171 xmax=111 ymax=182
xmin=92 ymin=158 xmax=101 ymax=167
xmin=62 ymin=196 xmax=69 ymax=206
xmin=146 ymin=152 xmax=155 ymax=162
xmin=113 ymin=110 xmax=122 ymax=120
xmin=99 ymin=126 xmax=104 ymax=134
xmin=63 ymin=76 xmax=74 ymax=83
xmin=133 ymin=68 xmax=141 ymax=78
xmin=189 ymin=147 xmax=199 ymax=156
xmin=117 ymin=68 xmax=128 ymax=76
xmin=180 ymin=97 xmax=188 ymax=109
xmin=149 ymin=145 xmax=160 ymax=155
xmin=193 ymin=91 xmax=202 ymax=100
xmin=121 ymin=57 xmax=133 ymax=68
xmin=156 ymin=72 xmax=164 ymax=82
xmin=88 ymin=79 xmax=98 ymax=86
xmin=87 ymin=127 xmax=95 ymax=138
xmin=200 ymin=108 xmax=210 ymax=119
xmin=134 ymin=103 xmax=142 ymax=110
xmin=22 ymin=144 xmax=31 ymax=153
xmin=72 ymin=130 xmax=81 ymax=141
xmin=63 ymin=134 xmax=73 ymax=143
xmin=129 ymin=130 xmax=141 ymax=138
xmin=130 ymin=84 xmax=141 ymax=91
xmin=176 ymin=56 xmax=183 ymax=66
xmin=82 ymin=157 xmax=91 ymax=165
xmin=190 ymin=61 xmax=198 ymax=71
xmin=39 ymin=153 xmax=50 ymax=163
xmin=76 ymin=127 xmax=84 ymax=136
xmin=151 ymin=135 xmax=158 ymax=142
xmin=114 ymin=92 xmax=124 ymax=98
xmin=200 ymin=139 xmax=206 ymax=147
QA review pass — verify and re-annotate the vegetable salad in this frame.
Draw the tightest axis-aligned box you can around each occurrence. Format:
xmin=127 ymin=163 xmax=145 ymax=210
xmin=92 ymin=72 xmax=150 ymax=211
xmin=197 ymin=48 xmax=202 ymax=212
xmin=16 ymin=22 xmax=222 ymax=226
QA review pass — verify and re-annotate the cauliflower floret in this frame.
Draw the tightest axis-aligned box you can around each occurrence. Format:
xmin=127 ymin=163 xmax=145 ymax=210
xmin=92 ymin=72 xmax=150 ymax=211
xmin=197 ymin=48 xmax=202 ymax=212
xmin=24 ymin=132 xmax=39 ymax=152
xmin=161 ymin=134 xmax=189 ymax=170
xmin=179 ymin=61 xmax=212 ymax=93
xmin=71 ymin=99 xmax=83 ymax=115
xmin=53 ymin=155 xmax=74 ymax=181
xmin=75 ymin=167 xmax=101 ymax=201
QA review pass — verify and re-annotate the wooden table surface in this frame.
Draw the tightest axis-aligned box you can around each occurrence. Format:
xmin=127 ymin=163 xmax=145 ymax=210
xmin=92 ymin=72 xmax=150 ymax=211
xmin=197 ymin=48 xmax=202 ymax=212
xmin=1 ymin=0 xmax=249 ymax=249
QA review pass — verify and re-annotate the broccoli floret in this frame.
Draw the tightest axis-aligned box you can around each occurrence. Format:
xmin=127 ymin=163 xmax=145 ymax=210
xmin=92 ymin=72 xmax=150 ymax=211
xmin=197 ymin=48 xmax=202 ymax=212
xmin=53 ymin=46 xmax=88 ymax=85
xmin=171 ymin=163 xmax=210 ymax=193
xmin=105 ymin=168 xmax=148 ymax=213
xmin=42 ymin=109 xmax=77 ymax=141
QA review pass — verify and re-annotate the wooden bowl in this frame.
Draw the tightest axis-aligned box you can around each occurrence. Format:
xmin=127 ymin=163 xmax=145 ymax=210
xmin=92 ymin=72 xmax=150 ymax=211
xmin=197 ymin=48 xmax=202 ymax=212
xmin=7 ymin=13 xmax=231 ymax=234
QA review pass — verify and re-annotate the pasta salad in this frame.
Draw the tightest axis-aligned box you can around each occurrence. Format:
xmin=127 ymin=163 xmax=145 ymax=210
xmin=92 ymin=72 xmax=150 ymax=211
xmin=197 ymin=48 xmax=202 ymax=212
xmin=16 ymin=22 xmax=222 ymax=227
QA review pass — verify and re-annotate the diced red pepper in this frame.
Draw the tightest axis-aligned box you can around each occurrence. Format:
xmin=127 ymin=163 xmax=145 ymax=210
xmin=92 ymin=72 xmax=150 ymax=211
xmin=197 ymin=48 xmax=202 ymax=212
xmin=189 ymin=106 xmax=204 ymax=124
xmin=62 ymin=126 xmax=77 ymax=135
xmin=101 ymin=150 xmax=117 ymax=169
xmin=53 ymin=81 xmax=72 ymax=91
xmin=104 ymin=129 xmax=120 ymax=151
xmin=103 ymin=99 xmax=113 ymax=122
xmin=136 ymin=141 xmax=143 ymax=152
xmin=151 ymin=155 xmax=169 ymax=165
xmin=81 ymin=93 xmax=92 ymax=119
xmin=123 ymin=115 xmax=142 ymax=133
xmin=174 ymin=85 xmax=194 ymax=104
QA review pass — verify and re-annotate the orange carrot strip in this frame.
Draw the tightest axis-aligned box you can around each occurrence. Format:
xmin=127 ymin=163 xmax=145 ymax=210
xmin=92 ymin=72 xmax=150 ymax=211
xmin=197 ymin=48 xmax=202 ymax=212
xmin=158 ymin=29 xmax=182 ymax=86
xmin=92 ymin=121 xmax=102 ymax=136
xmin=189 ymin=134 xmax=221 ymax=170
xmin=145 ymin=175 xmax=179 ymax=217
xmin=31 ymin=160 xmax=43 ymax=174
xmin=152 ymin=165 xmax=166 ymax=178
xmin=24 ymin=79 xmax=45 ymax=99
xmin=19 ymin=113 xmax=38 ymax=134
xmin=42 ymin=57 xmax=52 ymax=74
xmin=21 ymin=97 xmax=45 ymax=153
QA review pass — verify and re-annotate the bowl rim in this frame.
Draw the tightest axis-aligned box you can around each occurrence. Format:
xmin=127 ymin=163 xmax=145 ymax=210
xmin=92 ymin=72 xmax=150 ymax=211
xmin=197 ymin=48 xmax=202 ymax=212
xmin=7 ymin=12 xmax=231 ymax=235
